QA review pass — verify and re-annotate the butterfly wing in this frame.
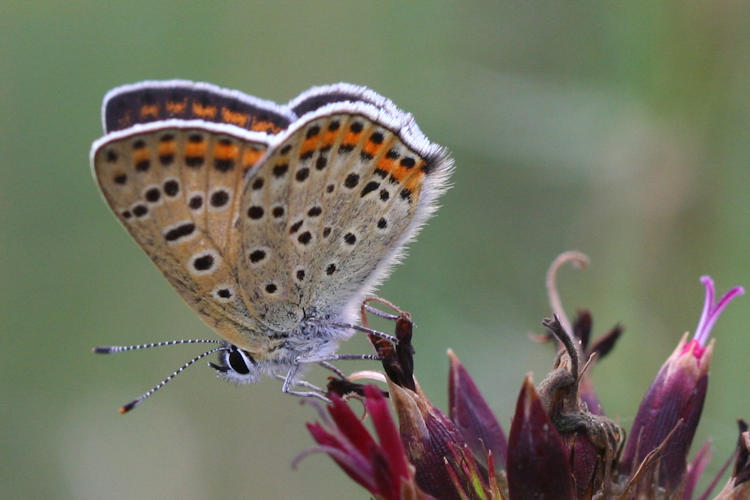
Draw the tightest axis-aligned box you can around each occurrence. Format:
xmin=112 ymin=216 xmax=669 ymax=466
xmin=287 ymin=82 xmax=402 ymax=118
xmin=93 ymin=82 xmax=452 ymax=359
xmin=102 ymin=80 xmax=296 ymax=134
xmin=91 ymin=121 xmax=275 ymax=352
xmin=237 ymin=98 xmax=452 ymax=332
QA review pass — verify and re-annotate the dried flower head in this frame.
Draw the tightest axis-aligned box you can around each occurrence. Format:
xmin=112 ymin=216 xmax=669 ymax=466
xmin=300 ymin=254 xmax=745 ymax=500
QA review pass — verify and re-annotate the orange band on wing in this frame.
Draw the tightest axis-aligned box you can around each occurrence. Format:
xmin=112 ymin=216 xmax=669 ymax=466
xmin=242 ymin=147 xmax=263 ymax=167
xmin=166 ymin=100 xmax=188 ymax=115
xmin=221 ymin=108 xmax=250 ymax=128
xmin=342 ymin=130 xmax=360 ymax=145
xmin=361 ymin=140 xmax=383 ymax=159
xmin=321 ymin=129 xmax=338 ymax=149
xmin=376 ymin=155 xmax=426 ymax=187
xmin=117 ymin=112 xmax=133 ymax=129
xmin=192 ymin=103 xmax=218 ymax=119
xmin=133 ymin=147 xmax=150 ymax=164
xmin=404 ymin=169 xmax=425 ymax=193
xmin=185 ymin=141 xmax=206 ymax=157
xmin=215 ymin=141 xmax=240 ymax=161
xmin=251 ymin=119 xmax=284 ymax=134
xmin=298 ymin=136 xmax=318 ymax=158
xmin=158 ymin=139 xmax=176 ymax=156
xmin=139 ymin=104 xmax=159 ymax=119
xmin=377 ymin=156 xmax=400 ymax=180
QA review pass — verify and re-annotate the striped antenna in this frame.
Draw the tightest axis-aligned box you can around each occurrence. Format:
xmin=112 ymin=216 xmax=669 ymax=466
xmin=117 ymin=345 xmax=229 ymax=414
xmin=92 ymin=338 xmax=224 ymax=354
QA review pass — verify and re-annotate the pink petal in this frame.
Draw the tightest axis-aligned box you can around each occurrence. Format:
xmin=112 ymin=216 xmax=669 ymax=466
xmin=365 ymin=385 xmax=411 ymax=480
xmin=327 ymin=393 xmax=378 ymax=458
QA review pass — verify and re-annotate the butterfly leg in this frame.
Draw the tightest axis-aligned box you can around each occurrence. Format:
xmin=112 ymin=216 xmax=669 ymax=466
xmin=334 ymin=322 xmax=399 ymax=344
xmin=362 ymin=304 xmax=400 ymax=320
xmin=281 ymin=363 xmax=332 ymax=403
xmin=275 ymin=374 xmax=326 ymax=393
xmin=318 ymin=360 xmax=346 ymax=379
xmin=296 ymin=353 xmax=382 ymax=364
xmin=333 ymin=295 xmax=409 ymax=343
xmin=362 ymin=295 xmax=405 ymax=319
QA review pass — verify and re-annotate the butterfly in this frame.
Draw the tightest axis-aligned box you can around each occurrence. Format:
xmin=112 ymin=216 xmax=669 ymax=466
xmin=91 ymin=80 xmax=452 ymax=411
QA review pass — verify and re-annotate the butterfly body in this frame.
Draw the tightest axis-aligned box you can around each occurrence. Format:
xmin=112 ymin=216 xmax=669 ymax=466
xmin=92 ymin=81 xmax=451 ymax=390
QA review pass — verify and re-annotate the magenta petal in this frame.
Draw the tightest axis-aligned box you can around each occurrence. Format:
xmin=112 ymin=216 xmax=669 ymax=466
xmin=693 ymin=276 xmax=744 ymax=346
xmin=327 ymin=393 xmax=378 ymax=458
xmin=698 ymin=284 xmax=745 ymax=345
xmin=507 ymin=376 xmax=574 ymax=500
xmin=683 ymin=440 xmax=712 ymax=500
xmin=694 ymin=276 xmax=715 ymax=345
xmin=305 ymin=422 xmax=376 ymax=492
xmin=307 ymin=421 xmax=350 ymax=456
xmin=448 ymin=351 xmax=507 ymax=469
xmin=364 ymin=385 xmax=411 ymax=481
xmin=370 ymin=444 xmax=399 ymax=499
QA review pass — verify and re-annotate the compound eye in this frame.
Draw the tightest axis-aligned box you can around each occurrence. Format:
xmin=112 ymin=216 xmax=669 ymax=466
xmin=228 ymin=348 xmax=251 ymax=375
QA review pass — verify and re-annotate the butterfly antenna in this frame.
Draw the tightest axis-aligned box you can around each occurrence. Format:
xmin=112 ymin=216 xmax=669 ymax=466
xmin=92 ymin=338 xmax=224 ymax=354
xmin=118 ymin=345 xmax=228 ymax=414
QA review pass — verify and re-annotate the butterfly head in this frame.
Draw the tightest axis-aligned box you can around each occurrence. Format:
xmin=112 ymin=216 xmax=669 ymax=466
xmin=209 ymin=344 xmax=264 ymax=384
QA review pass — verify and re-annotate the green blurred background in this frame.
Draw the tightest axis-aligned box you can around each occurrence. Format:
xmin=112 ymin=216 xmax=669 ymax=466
xmin=2 ymin=2 xmax=749 ymax=498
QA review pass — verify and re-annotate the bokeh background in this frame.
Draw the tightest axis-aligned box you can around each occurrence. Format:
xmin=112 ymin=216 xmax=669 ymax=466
xmin=3 ymin=2 xmax=749 ymax=498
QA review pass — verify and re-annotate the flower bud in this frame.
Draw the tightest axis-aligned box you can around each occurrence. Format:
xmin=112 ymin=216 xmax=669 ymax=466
xmin=620 ymin=276 xmax=743 ymax=491
xmin=506 ymin=375 xmax=575 ymax=500
xmin=448 ymin=349 xmax=507 ymax=470
xmin=389 ymin=379 xmax=469 ymax=500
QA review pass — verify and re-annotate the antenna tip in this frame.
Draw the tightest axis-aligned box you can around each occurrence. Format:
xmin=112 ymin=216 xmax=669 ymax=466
xmin=93 ymin=346 xmax=114 ymax=354
xmin=119 ymin=400 xmax=138 ymax=414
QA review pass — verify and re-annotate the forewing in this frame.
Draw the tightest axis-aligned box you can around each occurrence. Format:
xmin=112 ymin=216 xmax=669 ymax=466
xmin=91 ymin=121 xmax=273 ymax=351
xmin=103 ymin=80 xmax=295 ymax=134
xmin=237 ymin=103 xmax=452 ymax=329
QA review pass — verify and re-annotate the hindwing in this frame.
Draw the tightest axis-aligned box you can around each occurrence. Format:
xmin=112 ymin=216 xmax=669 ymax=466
xmin=92 ymin=121 xmax=274 ymax=352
